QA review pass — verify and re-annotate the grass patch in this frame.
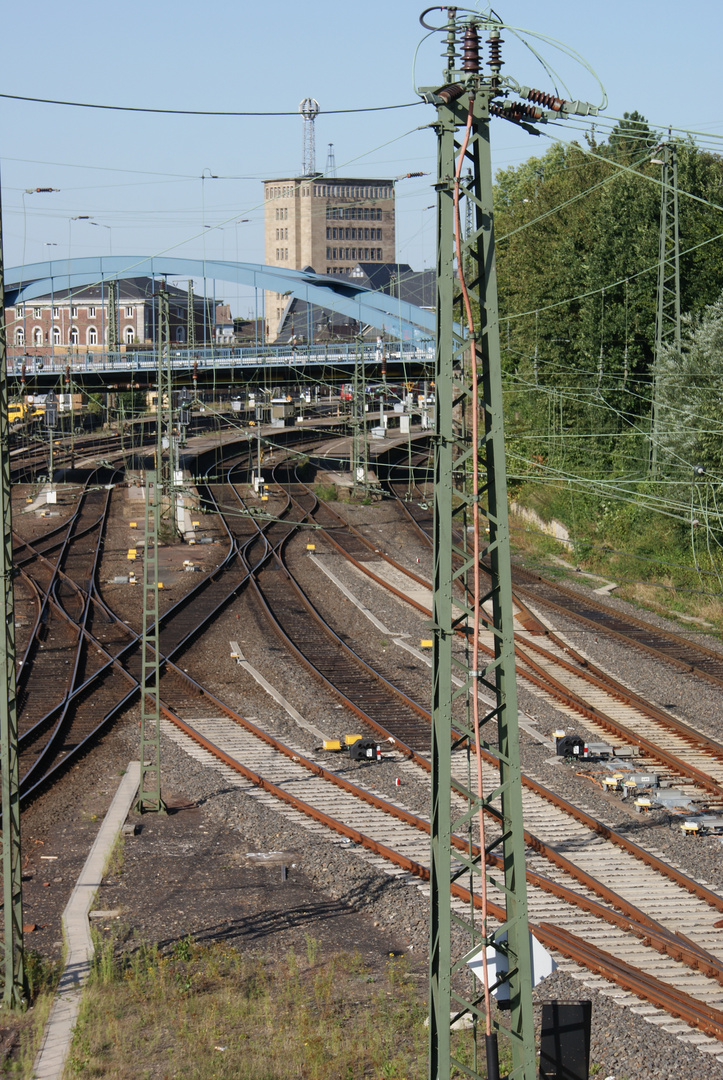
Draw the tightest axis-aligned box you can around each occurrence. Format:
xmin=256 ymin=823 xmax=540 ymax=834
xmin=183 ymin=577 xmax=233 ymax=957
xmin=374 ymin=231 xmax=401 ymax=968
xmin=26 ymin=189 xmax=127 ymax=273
xmin=65 ymin=939 xmax=444 ymax=1078
xmin=510 ymin=479 xmax=723 ymax=632
xmin=0 ymin=951 xmax=62 ymax=1078
xmin=314 ymin=483 xmax=337 ymax=503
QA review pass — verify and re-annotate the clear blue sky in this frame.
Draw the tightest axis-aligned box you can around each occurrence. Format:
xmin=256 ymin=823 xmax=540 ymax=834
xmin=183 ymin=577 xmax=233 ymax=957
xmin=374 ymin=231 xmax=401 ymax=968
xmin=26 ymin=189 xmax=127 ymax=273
xmin=1 ymin=0 xmax=720 ymax=316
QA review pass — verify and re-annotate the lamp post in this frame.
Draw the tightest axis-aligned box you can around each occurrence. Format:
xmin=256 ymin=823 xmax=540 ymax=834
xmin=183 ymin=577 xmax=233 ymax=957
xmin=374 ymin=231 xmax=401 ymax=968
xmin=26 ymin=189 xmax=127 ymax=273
xmin=89 ymin=221 xmax=112 ymax=256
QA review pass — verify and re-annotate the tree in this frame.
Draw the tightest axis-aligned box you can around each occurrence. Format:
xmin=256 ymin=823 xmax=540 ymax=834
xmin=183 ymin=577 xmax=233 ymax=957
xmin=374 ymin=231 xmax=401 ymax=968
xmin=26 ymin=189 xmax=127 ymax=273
xmin=494 ymin=113 xmax=723 ymax=480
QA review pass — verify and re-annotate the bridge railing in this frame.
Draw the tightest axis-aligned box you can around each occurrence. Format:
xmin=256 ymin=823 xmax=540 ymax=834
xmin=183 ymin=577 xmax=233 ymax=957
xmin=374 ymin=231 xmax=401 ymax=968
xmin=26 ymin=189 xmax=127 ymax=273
xmin=7 ymin=340 xmax=435 ymax=377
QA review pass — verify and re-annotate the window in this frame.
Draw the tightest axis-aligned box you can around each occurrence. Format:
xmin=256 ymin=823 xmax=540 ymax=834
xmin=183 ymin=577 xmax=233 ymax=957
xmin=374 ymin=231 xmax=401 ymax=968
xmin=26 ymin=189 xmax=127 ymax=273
xmin=71 ymin=307 xmax=78 ymax=318
xmin=332 ymin=248 xmax=337 ymax=259
xmin=70 ymin=327 xmax=79 ymax=345
xmin=87 ymin=327 xmax=97 ymax=346
xmin=124 ymin=326 xmax=134 ymax=344
xmin=33 ymin=307 xmax=41 ymax=318
xmin=351 ymin=248 xmax=356 ymax=259
xmin=16 ymin=307 xmax=23 ymax=319
xmin=326 ymin=247 xmax=331 ymax=258
xmin=88 ymin=306 xmax=96 ymax=318
xmin=52 ymin=307 xmax=59 ymax=318
xmin=125 ymin=306 xmax=133 ymax=317
xmin=176 ymin=327 xmax=185 ymax=342
xmin=33 ymin=328 xmax=43 ymax=345
xmin=52 ymin=327 xmax=60 ymax=345
xmin=15 ymin=329 xmax=24 ymax=346
xmin=377 ymin=248 xmax=382 ymax=260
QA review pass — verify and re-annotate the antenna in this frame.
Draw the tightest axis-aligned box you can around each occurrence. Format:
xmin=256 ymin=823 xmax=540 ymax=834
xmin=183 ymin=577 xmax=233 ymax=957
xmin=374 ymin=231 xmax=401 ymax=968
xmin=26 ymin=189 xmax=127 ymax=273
xmin=299 ymin=97 xmax=320 ymax=176
xmin=326 ymin=142 xmax=336 ymax=177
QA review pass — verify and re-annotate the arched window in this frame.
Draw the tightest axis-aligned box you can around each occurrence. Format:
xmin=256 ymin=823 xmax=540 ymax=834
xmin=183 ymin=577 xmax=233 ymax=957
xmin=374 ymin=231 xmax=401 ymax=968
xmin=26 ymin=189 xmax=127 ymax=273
xmin=124 ymin=326 xmax=134 ymax=345
xmin=15 ymin=328 xmax=24 ymax=346
xmin=70 ymin=327 xmax=79 ymax=346
xmin=33 ymin=328 xmax=43 ymax=346
xmin=176 ymin=327 xmax=186 ymax=343
xmin=52 ymin=327 xmax=61 ymax=346
xmin=87 ymin=327 xmax=97 ymax=346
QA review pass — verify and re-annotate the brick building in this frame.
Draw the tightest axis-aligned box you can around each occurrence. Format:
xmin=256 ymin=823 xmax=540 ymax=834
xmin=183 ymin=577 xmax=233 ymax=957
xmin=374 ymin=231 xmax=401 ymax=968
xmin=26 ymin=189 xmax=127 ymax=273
xmin=8 ymin=277 xmax=208 ymax=360
xmin=263 ymin=175 xmax=396 ymax=341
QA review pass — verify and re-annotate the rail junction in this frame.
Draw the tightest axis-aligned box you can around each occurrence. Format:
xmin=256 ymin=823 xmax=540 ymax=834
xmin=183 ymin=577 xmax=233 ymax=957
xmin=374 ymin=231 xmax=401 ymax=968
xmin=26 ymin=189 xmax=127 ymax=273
xmin=6 ymin=413 xmax=723 ymax=1075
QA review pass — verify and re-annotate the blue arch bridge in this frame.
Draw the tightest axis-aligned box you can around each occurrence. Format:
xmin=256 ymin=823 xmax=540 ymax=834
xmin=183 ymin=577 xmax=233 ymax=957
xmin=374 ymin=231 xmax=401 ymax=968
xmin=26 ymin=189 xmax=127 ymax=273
xmin=5 ymin=257 xmax=435 ymax=385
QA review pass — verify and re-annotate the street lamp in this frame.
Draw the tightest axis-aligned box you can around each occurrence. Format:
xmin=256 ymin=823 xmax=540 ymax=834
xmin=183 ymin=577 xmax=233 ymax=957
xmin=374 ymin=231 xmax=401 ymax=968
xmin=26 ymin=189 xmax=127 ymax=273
xmin=89 ymin=221 xmax=112 ymax=255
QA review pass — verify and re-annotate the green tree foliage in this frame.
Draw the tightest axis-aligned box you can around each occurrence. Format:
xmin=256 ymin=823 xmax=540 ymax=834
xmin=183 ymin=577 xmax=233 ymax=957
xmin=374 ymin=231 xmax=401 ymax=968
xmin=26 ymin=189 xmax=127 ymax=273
xmin=658 ymin=294 xmax=723 ymax=479
xmin=495 ymin=112 xmax=723 ymax=480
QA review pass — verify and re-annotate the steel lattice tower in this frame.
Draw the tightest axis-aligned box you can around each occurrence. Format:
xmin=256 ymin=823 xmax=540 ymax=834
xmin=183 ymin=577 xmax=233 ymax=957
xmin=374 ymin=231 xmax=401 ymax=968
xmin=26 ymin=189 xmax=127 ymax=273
xmin=0 ymin=178 xmax=26 ymax=1007
xmin=419 ymin=10 xmax=599 ymax=1078
xmin=137 ymin=287 xmax=171 ymax=813
xmin=650 ymin=140 xmax=681 ymax=477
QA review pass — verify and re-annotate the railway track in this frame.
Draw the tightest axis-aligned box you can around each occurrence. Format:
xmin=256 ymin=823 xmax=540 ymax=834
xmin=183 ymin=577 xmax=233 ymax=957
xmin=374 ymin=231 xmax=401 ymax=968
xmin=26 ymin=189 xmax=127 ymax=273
xmin=12 ymin=437 xmax=723 ymax=1050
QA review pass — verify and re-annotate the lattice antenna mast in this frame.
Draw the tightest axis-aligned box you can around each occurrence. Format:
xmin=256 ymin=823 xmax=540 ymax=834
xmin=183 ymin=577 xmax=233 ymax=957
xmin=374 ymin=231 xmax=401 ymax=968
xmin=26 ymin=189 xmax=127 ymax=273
xmin=326 ymin=143 xmax=337 ymax=177
xmin=650 ymin=138 xmax=681 ymax=478
xmin=299 ymin=98 xmax=320 ymax=176
xmin=418 ymin=10 xmax=599 ymax=1079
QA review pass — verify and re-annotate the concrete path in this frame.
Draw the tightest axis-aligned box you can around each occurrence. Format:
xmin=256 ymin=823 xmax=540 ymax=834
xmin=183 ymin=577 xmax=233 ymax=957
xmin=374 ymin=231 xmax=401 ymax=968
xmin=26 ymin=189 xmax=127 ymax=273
xmin=32 ymin=761 xmax=140 ymax=1080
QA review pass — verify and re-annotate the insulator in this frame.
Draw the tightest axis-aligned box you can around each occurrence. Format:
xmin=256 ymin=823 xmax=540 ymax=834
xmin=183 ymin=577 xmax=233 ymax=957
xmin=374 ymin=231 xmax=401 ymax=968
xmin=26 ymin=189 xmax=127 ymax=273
xmin=486 ymin=30 xmax=504 ymax=70
xmin=437 ymin=82 xmax=467 ymax=104
xmin=525 ymin=88 xmax=564 ymax=112
xmin=492 ymin=103 xmax=542 ymax=122
xmin=461 ymin=23 xmax=480 ymax=73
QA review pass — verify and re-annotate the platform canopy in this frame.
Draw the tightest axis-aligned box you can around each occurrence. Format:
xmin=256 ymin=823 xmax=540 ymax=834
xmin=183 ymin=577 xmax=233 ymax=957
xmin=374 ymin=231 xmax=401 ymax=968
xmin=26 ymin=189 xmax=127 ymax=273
xmin=4 ymin=257 xmax=435 ymax=342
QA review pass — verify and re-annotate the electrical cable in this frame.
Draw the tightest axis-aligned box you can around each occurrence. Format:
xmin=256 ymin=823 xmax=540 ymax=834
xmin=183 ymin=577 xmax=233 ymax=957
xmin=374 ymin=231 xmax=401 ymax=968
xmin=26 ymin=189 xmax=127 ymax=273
xmin=0 ymin=91 xmax=423 ymax=117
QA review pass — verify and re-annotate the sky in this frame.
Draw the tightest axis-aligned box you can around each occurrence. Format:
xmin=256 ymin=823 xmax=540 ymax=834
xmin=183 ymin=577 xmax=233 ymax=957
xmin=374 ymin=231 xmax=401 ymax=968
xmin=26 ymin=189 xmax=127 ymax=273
xmin=1 ymin=0 xmax=721 ymax=317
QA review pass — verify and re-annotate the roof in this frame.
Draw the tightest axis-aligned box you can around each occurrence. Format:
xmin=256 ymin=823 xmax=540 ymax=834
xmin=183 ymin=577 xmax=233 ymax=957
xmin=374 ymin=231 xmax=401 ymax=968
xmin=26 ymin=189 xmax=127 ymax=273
xmin=26 ymin=277 xmax=205 ymax=304
xmin=351 ymin=263 xmax=435 ymax=308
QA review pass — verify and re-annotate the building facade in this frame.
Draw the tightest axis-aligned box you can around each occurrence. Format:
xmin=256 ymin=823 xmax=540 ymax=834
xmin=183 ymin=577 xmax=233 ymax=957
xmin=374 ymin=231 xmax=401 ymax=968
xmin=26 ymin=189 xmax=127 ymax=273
xmin=263 ymin=175 xmax=396 ymax=341
xmin=8 ymin=278 xmax=208 ymax=361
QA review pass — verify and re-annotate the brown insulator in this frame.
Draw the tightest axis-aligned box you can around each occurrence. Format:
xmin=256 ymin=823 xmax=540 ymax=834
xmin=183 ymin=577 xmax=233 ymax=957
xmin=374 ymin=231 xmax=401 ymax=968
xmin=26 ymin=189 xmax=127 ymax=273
xmin=492 ymin=102 xmax=543 ymax=123
xmin=526 ymin=88 xmax=564 ymax=112
xmin=437 ymin=82 xmax=467 ymax=103
xmin=486 ymin=30 xmax=504 ymax=70
xmin=461 ymin=23 xmax=480 ymax=73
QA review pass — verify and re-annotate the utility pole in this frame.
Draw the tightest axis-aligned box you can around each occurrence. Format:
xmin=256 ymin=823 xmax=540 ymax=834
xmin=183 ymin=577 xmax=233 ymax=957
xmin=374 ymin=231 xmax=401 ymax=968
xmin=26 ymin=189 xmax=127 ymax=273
xmin=350 ymin=337 xmax=367 ymax=491
xmin=108 ymin=280 xmax=118 ymax=352
xmin=0 ymin=177 xmax=27 ymax=1008
xmin=137 ymin=288 xmax=171 ymax=813
xmin=187 ymin=280 xmax=196 ymax=349
xmin=650 ymin=139 xmax=681 ymax=478
xmin=419 ymin=11 xmax=598 ymax=1079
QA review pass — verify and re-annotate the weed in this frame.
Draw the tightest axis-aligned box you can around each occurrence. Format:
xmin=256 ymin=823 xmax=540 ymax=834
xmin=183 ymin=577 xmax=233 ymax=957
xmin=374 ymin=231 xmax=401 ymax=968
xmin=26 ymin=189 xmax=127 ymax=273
xmin=304 ymin=933 xmax=319 ymax=966
xmin=103 ymin=833 xmax=125 ymax=879
xmin=66 ymin=943 xmax=437 ymax=1078
xmin=314 ymin=483 xmax=337 ymax=502
xmin=172 ymin=935 xmax=194 ymax=963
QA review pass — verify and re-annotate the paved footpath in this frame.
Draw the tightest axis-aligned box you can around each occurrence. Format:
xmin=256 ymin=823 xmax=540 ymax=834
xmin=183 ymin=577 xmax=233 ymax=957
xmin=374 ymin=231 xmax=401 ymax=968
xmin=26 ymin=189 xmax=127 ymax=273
xmin=32 ymin=762 xmax=140 ymax=1080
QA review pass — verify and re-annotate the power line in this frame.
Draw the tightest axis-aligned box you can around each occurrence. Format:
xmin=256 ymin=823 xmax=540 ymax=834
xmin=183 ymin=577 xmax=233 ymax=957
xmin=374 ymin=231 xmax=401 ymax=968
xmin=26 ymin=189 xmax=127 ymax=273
xmin=0 ymin=91 xmax=422 ymax=117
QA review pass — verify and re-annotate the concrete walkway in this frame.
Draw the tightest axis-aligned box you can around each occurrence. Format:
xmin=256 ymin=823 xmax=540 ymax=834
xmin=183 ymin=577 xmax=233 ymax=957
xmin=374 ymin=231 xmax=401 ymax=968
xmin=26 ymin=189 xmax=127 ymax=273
xmin=32 ymin=762 xmax=140 ymax=1080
